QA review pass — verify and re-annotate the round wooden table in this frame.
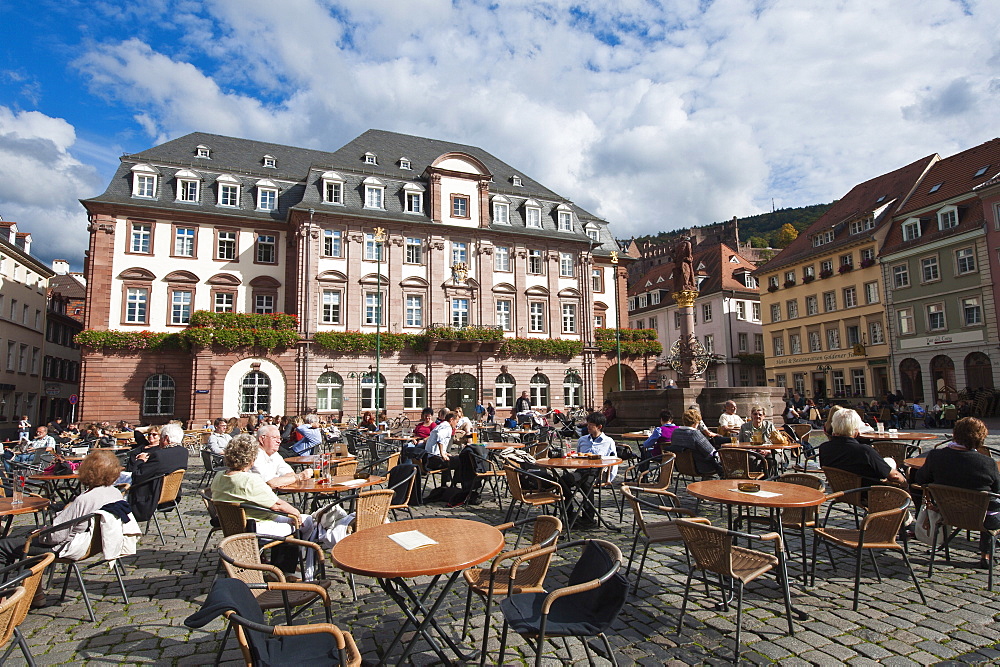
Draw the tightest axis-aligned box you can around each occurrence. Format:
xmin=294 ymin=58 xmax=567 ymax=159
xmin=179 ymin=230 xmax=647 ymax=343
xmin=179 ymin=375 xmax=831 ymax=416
xmin=865 ymin=432 xmax=940 ymax=442
xmin=0 ymin=496 xmax=49 ymax=536
xmin=332 ymin=517 xmax=504 ymax=665
xmin=720 ymin=442 xmax=801 ymax=450
xmin=621 ymin=432 xmax=652 ymax=441
xmin=534 ymin=457 xmax=622 ymax=531
xmin=278 ymin=475 xmax=385 ymax=493
xmin=904 ymin=457 xmax=1000 ymax=471
xmin=485 ymin=442 xmax=525 ymax=450
xmin=534 ymin=456 xmax=622 ymax=471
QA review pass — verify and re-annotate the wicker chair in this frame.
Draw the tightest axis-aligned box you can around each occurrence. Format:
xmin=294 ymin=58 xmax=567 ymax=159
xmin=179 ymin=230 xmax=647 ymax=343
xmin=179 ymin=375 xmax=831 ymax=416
xmin=146 ymin=468 xmax=187 ymax=545
xmin=622 ymin=486 xmax=708 ymax=595
xmin=503 ymin=466 xmax=570 ymax=538
xmin=821 ymin=467 xmax=867 ymax=527
xmin=925 ymin=484 xmax=1000 ymax=590
xmin=675 ymin=519 xmax=793 ymax=664
xmin=0 ymin=587 xmax=27 ymax=666
xmin=873 ymin=441 xmax=919 ymax=471
xmin=718 ymin=449 xmax=772 ymax=480
xmin=776 ymin=473 xmax=825 ymax=581
xmin=810 ymin=485 xmax=926 ymax=610
xmin=0 ymin=553 xmax=55 ymax=664
xmin=671 ymin=449 xmax=702 ymax=499
xmin=346 ymin=489 xmax=393 ymax=600
xmin=460 ymin=515 xmax=562 ymax=658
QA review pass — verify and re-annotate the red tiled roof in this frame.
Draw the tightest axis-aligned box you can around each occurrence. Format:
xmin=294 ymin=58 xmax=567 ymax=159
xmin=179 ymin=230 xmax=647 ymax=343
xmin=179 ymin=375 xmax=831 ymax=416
xmin=628 ymin=243 xmax=758 ymax=303
xmin=896 ymin=138 xmax=1000 ymax=215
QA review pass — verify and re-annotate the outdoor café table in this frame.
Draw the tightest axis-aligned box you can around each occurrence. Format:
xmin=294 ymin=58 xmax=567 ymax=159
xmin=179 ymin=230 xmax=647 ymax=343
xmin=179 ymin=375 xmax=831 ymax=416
xmin=0 ymin=496 xmax=48 ymax=536
xmin=864 ymin=432 xmax=940 ymax=443
xmin=686 ymin=479 xmax=827 ymax=591
xmin=484 ymin=442 xmax=525 ymax=450
xmin=28 ymin=472 xmax=80 ymax=504
xmin=720 ymin=441 xmax=803 ymax=472
xmin=533 ymin=456 xmax=622 ymax=531
xmin=905 ymin=456 xmax=1000 ymax=471
xmin=283 ymin=455 xmax=352 ymax=467
xmin=331 ymin=517 xmax=504 ymax=666
xmin=278 ymin=475 xmax=385 ymax=511
xmin=621 ymin=432 xmax=651 ymax=441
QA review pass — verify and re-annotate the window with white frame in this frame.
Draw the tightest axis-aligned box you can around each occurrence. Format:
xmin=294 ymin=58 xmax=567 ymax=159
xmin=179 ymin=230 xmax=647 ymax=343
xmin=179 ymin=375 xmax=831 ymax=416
xmin=738 ymin=332 xmax=748 ymax=353
xmin=926 ymin=303 xmax=946 ymax=330
xmin=852 ymin=369 xmax=867 ymax=396
xmin=174 ymin=227 xmax=195 ymax=256
xmin=256 ymin=234 xmax=277 ymax=264
xmin=752 ymin=303 xmax=761 ymax=321
xmin=218 ymin=176 xmax=240 ymax=207
xmin=360 ymin=373 xmax=385 ymax=410
xmin=559 ymin=252 xmax=574 ymax=277
xmin=214 ymin=292 xmax=234 ymax=313
xmin=496 ymin=300 xmax=512 ymax=330
xmin=833 ymin=371 xmax=846 ymax=395
xmin=860 ymin=247 xmax=875 ymax=263
xmin=892 ymin=264 xmax=910 ymax=288
xmin=902 ymin=218 xmax=921 ymax=241
xmin=768 ymin=276 xmax=779 ymax=289
xmin=826 ymin=328 xmax=840 ymax=350
xmin=254 ymin=294 xmax=274 ymax=314
xmin=404 ymin=237 xmax=422 ymax=264
xmin=364 ymin=152 xmax=377 ymax=165
xmin=529 ymin=302 xmax=545 ymax=332
xmin=846 ymin=325 xmax=861 ymax=345
xmin=132 ymin=165 xmax=157 ymax=198
xmin=217 ymin=231 xmax=237 ymax=260
xmin=813 ymin=230 xmax=834 ymax=247
xmin=921 ymin=256 xmax=939 ymax=282
xmin=864 ymin=282 xmax=879 ymax=304
xmin=495 ymin=373 xmax=515 ymax=408
xmin=704 ymin=334 xmax=714 ymax=353
xmin=170 ymin=290 xmax=192 ymax=325
xmin=494 ymin=246 xmax=511 ymax=272
xmin=322 ymin=173 xmax=344 ymax=204
xmin=849 ymin=215 xmax=875 ymax=235
xmin=316 ymin=372 xmax=343 ymax=412
xmin=956 ymin=247 xmax=976 ymax=274
xmin=405 ymin=189 xmax=423 ymax=214
xmin=452 ymin=242 xmax=467 ymax=266
xmin=843 ymin=286 xmax=857 ymax=308
xmin=785 ymin=270 xmax=795 ymax=284
xmin=451 ymin=298 xmax=469 ymax=328
xmin=125 ymin=287 xmax=148 ymax=324
xmin=452 ymin=194 xmax=470 ymax=218
xmin=196 ymin=145 xmax=211 ymax=158
xmin=587 ymin=228 xmax=599 ymax=242
xmin=530 ymin=373 xmax=549 ymax=409
xmin=364 ymin=234 xmax=383 ymax=261
xmin=806 ymin=295 xmax=818 ymax=315
xmin=16 ymin=345 xmax=26 ymax=373
xmin=651 ymin=292 xmax=660 ymax=305
xmin=512 ymin=175 xmax=523 ymax=187
xmin=130 ymin=223 xmax=152 ymax=253
xmin=493 ymin=199 xmax=510 ymax=225
xmin=823 ymin=291 xmax=837 ymax=312
xmin=790 ymin=333 xmax=802 ymax=354
xmin=776 ymin=373 xmax=787 ymax=388
xmin=364 ymin=291 xmax=384 ymax=325
xmin=754 ymin=333 xmax=764 ymax=353
xmin=773 ymin=336 xmax=785 ymax=356
xmin=869 ymin=320 xmax=885 ymax=344
xmin=177 ymin=177 xmax=199 ymax=203
xmin=898 ymin=308 xmax=914 ymax=334
xmin=525 ymin=202 xmax=542 ymax=228
xmin=405 ymin=295 xmax=423 ymax=327
xmin=527 ymin=249 xmax=543 ymax=274
xmin=702 ymin=303 xmax=712 ymax=322
xmin=736 ymin=301 xmax=746 ymax=320
xmin=403 ymin=373 xmax=426 ymax=409
xmin=804 ymin=265 xmax=815 ymax=279
xmin=263 ymin=155 xmax=275 ymax=168
xmin=364 ymin=178 xmax=385 ymax=209
xmin=963 ymin=297 xmax=983 ymax=326
xmin=562 ymin=303 xmax=576 ymax=333
xmin=793 ymin=373 xmax=806 ymax=395
xmin=557 ymin=208 xmax=573 ymax=232
xmin=321 ymin=290 xmax=341 ymax=324
xmin=770 ymin=304 xmax=781 ymax=322
xmin=809 ymin=331 xmax=822 ymax=352
xmin=938 ymin=207 xmax=958 ymax=230
xmin=257 ymin=183 xmax=278 ymax=211
xmin=786 ymin=300 xmax=798 ymax=319
xmin=323 ymin=230 xmax=342 ymax=257
xmin=563 ymin=372 xmax=583 ymax=408
xmin=840 ymin=254 xmax=853 ymax=268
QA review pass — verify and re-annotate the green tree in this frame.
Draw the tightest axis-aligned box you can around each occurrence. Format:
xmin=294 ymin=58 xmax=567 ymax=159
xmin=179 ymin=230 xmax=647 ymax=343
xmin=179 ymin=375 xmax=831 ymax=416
xmin=774 ymin=223 xmax=799 ymax=248
xmin=748 ymin=236 xmax=769 ymax=248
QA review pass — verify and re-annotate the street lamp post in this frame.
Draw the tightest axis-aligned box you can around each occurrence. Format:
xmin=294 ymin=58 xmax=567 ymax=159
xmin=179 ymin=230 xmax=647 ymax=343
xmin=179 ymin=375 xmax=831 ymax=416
xmin=610 ymin=251 xmax=622 ymax=392
xmin=374 ymin=227 xmax=387 ymax=416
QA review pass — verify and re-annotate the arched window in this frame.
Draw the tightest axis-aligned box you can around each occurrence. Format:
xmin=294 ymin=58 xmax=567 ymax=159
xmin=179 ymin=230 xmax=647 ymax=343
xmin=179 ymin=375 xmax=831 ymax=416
xmin=563 ymin=372 xmax=583 ymax=408
xmin=403 ymin=373 xmax=426 ymax=410
xmin=241 ymin=371 xmax=271 ymax=415
xmin=530 ymin=373 xmax=550 ymax=410
xmin=316 ymin=372 xmax=343 ymax=412
xmin=142 ymin=374 xmax=175 ymax=416
xmin=360 ymin=373 xmax=386 ymax=410
xmin=899 ymin=358 xmax=923 ymax=404
xmin=965 ymin=352 xmax=994 ymax=390
xmin=495 ymin=373 xmax=516 ymax=409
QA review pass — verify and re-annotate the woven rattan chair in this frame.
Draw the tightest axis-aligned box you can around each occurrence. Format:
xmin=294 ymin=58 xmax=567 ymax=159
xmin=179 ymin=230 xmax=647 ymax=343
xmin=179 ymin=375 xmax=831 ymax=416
xmin=810 ymin=485 xmax=926 ymax=610
xmin=332 ymin=460 xmax=358 ymax=478
xmin=346 ymin=489 xmax=393 ymax=600
xmin=146 ymin=468 xmax=187 ymax=545
xmin=0 ymin=587 xmax=27 ymax=666
xmin=185 ymin=577 xmax=360 ymax=667
xmin=460 ymin=515 xmax=562 ymax=658
xmin=675 ymin=519 xmax=793 ymax=664
xmin=718 ymin=449 xmax=772 ymax=480
xmin=622 ymin=486 xmax=708 ymax=595
xmin=776 ymin=472 xmax=825 ymax=581
xmin=873 ymin=441 xmax=919 ymax=471
xmin=0 ymin=553 xmax=54 ymax=664
xmin=503 ymin=466 xmax=570 ymax=538
xmin=632 ymin=452 xmax=677 ymax=494
xmin=821 ymin=467 xmax=867 ymax=527
xmin=671 ymin=449 xmax=702 ymax=496
xmin=925 ymin=484 xmax=1000 ymax=590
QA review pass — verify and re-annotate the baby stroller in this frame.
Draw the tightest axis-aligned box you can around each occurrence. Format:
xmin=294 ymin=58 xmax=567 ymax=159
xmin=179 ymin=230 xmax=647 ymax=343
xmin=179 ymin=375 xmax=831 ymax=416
xmin=551 ymin=410 xmax=584 ymax=444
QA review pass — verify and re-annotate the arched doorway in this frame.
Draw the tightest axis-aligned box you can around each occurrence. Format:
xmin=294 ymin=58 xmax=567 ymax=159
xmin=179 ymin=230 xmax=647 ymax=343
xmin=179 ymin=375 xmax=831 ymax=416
xmin=930 ymin=355 xmax=957 ymax=401
xmin=602 ymin=364 xmax=640 ymax=397
xmin=898 ymin=358 xmax=924 ymax=404
xmin=964 ymin=352 xmax=994 ymax=390
xmin=445 ymin=373 xmax=478 ymax=414
xmin=223 ymin=358 xmax=286 ymax=417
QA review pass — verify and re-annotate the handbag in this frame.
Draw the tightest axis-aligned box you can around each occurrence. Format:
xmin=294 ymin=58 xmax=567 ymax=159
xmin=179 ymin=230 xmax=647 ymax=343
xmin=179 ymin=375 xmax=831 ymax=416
xmin=768 ymin=429 xmax=789 ymax=445
xmin=914 ymin=502 xmax=942 ymax=545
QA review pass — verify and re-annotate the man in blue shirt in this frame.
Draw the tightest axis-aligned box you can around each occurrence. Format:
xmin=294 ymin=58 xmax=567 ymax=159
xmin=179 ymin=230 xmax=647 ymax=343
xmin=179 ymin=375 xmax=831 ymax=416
xmin=293 ymin=414 xmax=322 ymax=456
xmin=562 ymin=412 xmax=616 ymax=528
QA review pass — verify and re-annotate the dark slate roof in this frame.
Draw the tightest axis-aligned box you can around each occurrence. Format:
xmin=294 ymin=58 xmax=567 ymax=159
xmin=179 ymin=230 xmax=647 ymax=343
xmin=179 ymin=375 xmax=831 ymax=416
xmin=754 ymin=153 xmax=937 ymax=275
xmin=50 ymin=274 xmax=86 ymax=298
xmin=83 ymin=130 xmax=614 ymax=251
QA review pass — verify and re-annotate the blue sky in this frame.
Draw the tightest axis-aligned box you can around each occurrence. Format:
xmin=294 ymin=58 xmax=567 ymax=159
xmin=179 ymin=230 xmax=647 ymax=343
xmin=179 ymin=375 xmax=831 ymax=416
xmin=1 ymin=0 xmax=998 ymax=270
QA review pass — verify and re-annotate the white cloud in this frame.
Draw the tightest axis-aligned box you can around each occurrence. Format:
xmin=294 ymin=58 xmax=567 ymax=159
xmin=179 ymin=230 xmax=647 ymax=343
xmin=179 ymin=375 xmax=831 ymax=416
xmin=64 ymin=0 xmax=1000 ymax=242
xmin=0 ymin=107 xmax=101 ymax=265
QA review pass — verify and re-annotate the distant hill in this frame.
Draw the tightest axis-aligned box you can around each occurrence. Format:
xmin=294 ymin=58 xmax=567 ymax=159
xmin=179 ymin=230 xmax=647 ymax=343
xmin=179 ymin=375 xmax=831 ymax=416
xmin=629 ymin=202 xmax=834 ymax=249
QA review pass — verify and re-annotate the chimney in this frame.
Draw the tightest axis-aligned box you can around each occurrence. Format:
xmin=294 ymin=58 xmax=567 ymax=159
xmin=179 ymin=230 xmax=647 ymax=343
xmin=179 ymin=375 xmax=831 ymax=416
xmin=52 ymin=259 xmax=69 ymax=275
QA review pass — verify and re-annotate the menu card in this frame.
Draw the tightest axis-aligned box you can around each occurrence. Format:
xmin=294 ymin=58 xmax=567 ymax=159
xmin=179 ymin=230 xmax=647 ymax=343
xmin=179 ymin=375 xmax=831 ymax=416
xmin=730 ymin=488 xmax=781 ymax=498
xmin=334 ymin=478 xmax=368 ymax=487
xmin=388 ymin=530 xmax=439 ymax=550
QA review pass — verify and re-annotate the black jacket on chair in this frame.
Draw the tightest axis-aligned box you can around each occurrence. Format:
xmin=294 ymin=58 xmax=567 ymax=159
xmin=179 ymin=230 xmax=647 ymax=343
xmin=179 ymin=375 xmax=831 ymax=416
xmin=128 ymin=445 xmax=188 ymax=521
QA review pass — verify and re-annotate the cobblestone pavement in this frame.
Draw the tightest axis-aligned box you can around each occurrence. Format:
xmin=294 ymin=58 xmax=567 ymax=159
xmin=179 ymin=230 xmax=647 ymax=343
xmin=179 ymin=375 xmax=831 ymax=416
xmin=8 ymin=427 xmax=1000 ymax=665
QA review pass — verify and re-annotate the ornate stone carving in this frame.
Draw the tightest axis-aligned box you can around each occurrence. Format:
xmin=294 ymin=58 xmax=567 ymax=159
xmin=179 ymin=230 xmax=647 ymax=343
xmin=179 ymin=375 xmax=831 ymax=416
xmin=672 ymin=290 xmax=699 ymax=308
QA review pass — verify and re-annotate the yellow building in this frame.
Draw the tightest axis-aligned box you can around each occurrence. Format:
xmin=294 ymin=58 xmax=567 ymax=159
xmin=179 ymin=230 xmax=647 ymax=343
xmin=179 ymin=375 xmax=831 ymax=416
xmin=755 ymin=154 xmax=936 ymax=401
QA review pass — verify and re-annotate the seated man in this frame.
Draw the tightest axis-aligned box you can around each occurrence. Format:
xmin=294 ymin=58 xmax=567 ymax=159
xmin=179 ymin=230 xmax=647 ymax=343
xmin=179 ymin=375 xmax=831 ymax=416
xmin=665 ymin=409 xmax=722 ymax=478
xmin=717 ymin=401 xmax=744 ymax=441
xmin=251 ymin=425 xmax=312 ymax=489
xmin=819 ymin=409 xmax=906 ymax=486
xmin=561 ymin=412 xmax=616 ymax=527
xmin=292 ymin=414 xmax=322 ymax=456
xmin=640 ymin=409 xmax=676 ymax=467
xmin=421 ymin=412 xmax=458 ymax=484
xmin=737 ymin=407 xmax=777 ymax=444
xmin=206 ymin=418 xmax=232 ymax=455
xmin=5 ymin=426 xmax=57 ymax=471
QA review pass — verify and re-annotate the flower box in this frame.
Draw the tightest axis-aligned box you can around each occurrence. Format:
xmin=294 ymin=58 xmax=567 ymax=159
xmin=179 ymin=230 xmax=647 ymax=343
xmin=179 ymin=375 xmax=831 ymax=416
xmin=819 ymin=269 xmax=834 ymax=279
xmin=838 ymin=264 xmax=853 ymax=274
xmin=802 ymin=274 xmax=815 ymax=283
xmin=767 ymin=285 xmax=779 ymax=293
xmin=860 ymin=258 xmax=876 ymax=268
xmin=783 ymin=280 xmax=796 ymax=288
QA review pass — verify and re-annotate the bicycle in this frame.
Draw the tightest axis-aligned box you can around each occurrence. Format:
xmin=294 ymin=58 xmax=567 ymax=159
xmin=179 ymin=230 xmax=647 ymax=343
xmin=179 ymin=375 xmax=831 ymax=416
xmin=389 ymin=413 xmax=411 ymax=432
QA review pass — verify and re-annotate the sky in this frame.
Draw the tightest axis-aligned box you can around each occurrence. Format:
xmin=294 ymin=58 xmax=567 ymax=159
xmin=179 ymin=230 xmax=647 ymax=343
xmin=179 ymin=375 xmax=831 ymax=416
xmin=1 ymin=0 xmax=998 ymax=270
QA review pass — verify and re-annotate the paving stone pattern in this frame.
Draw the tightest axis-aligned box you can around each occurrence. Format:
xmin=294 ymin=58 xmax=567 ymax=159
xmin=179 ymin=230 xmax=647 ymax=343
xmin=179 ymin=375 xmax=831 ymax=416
xmin=9 ymin=430 xmax=1000 ymax=665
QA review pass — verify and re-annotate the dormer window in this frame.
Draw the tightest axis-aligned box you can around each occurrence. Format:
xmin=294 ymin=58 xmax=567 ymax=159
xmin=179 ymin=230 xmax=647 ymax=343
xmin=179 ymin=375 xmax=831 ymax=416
xmin=556 ymin=204 xmax=573 ymax=232
xmin=512 ymin=175 xmax=523 ymax=187
xmin=131 ymin=164 xmax=159 ymax=199
xmin=812 ymin=230 xmax=834 ymax=247
xmin=902 ymin=217 xmax=921 ymax=241
xmin=196 ymin=145 xmax=211 ymax=159
xmin=876 ymin=195 xmax=886 ymax=203
xmin=492 ymin=195 xmax=510 ymax=225
xmin=256 ymin=179 xmax=279 ymax=211
xmin=363 ymin=152 xmax=377 ymax=166
xmin=399 ymin=157 xmax=411 ymax=170
xmin=524 ymin=200 xmax=542 ymax=228
xmin=938 ymin=206 xmax=958 ymax=230
xmin=363 ymin=176 xmax=385 ymax=209
xmin=928 ymin=182 xmax=942 ymax=193
xmin=321 ymin=171 xmax=344 ymax=205
xmin=175 ymin=169 xmax=201 ymax=203
xmin=849 ymin=215 xmax=875 ymax=235
xmin=403 ymin=183 xmax=424 ymax=214
xmin=975 ymin=166 xmax=990 ymax=177
xmin=216 ymin=174 xmax=241 ymax=208
xmin=586 ymin=227 xmax=599 ymax=242
xmin=262 ymin=155 xmax=276 ymax=168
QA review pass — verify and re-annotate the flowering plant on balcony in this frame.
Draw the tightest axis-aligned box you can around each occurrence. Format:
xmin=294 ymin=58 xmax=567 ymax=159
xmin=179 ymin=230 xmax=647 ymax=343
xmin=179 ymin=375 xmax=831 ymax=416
xmin=860 ymin=257 xmax=876 ymax=268
xmin=783 ymin=279 xmax=796 ymax=288
xmin=819 ymin=269 xmax=834 ymax=279
xmin=802 ymin=274 xmax=816 ymax=283
xmin=838 ymin=264 xmax=853 ymax=274
xmin=767 ymin=284 xmax=779 ymax=292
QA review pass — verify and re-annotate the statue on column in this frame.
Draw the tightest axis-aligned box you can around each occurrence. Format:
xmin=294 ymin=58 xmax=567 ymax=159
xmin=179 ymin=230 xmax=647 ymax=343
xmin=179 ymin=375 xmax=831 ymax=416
xmin=672 ymin=237 xmax=696 ymax=292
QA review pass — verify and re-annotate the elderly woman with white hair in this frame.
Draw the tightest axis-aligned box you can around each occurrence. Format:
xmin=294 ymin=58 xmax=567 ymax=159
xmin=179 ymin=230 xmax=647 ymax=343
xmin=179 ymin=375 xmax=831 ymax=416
xmin=819 ymin=408 xmax=906 ymax=486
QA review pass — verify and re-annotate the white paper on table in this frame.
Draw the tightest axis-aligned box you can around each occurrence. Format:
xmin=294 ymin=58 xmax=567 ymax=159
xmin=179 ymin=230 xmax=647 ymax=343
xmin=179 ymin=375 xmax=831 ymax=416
xmin=601 ymin=456 xmax=618 ymax=461
xmin=730 ymin=488 xmax=782 ymax=498
xmin=388 ymin=530 xmax=439 ymax=550
xmin=334 ymin=478 xmax=368 ymax=487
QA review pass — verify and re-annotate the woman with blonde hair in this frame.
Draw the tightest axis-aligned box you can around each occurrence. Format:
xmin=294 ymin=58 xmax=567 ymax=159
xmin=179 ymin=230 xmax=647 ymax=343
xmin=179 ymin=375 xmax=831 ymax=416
xmin=664 ymin=408 xmax=722 ymax=477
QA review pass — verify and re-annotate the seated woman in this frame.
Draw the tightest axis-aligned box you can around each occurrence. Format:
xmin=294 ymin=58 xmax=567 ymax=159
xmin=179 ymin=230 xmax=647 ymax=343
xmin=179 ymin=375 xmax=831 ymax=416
xmin=453 ymin=407 xmax=473 ymax=440
xmin=664 ymin=408 xmax=722 ymax=478
xmin=915 ymin=417 xmax=1000 ymax=568
xmin=358 ymin=411 xmax=378 ymax=432
xmin=819 ymin=409 xmax=906 ymax=486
